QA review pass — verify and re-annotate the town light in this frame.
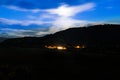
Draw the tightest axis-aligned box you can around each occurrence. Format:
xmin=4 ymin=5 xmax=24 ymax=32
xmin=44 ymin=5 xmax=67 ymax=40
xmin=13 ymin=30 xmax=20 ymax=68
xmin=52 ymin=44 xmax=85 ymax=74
xmin=45 ymin=45 xmax=67 ymax=50
xmin=74 ymin=45 xmax=86 ymax=49
xmin=75 ymin=46 xmax=81 ymax=48
xmin=57 ymin=46 xmax=67 ymax=50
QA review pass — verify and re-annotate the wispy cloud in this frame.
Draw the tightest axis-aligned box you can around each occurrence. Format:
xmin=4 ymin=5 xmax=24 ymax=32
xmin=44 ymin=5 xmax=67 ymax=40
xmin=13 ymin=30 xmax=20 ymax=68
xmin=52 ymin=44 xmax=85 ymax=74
xmin=0 ymin=18 xmax=47 ymax=26
xmin=0 ymin=2 xmax=96 ymax=37
xmin=4 ymin=5 xmax=41 ymax=13
xmin=46 ymin=2 xmax=95 ymax=33
xmin=0 ymin=18 xmax=22 ymax=25
xmin=0 ymin=28 xmax=35 ymax=37
xmin=46 ymin=3 xmax=95 ymax=17
xmin=36 ymin=3 xmax=95 ymax=34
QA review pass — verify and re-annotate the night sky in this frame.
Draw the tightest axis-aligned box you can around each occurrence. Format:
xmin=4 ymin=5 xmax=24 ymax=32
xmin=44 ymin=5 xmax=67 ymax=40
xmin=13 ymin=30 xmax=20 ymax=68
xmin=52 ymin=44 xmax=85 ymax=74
xmin=0 ymin=0 xmax=119 ymax=37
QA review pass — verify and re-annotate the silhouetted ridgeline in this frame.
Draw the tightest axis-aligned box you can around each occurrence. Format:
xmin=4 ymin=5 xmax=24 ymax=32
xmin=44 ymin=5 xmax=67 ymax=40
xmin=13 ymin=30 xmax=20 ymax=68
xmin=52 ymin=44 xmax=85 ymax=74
xmin=0 ymin=24 xmax=120 ymax=50
xmin=0 ymin=37 xmax=7 ymax=43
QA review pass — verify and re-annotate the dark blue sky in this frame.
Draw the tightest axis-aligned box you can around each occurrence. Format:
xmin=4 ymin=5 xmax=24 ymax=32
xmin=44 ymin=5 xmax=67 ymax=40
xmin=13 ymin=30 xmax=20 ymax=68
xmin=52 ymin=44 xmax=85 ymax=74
xmin=0 ymin=0 xmax=119 ymax=37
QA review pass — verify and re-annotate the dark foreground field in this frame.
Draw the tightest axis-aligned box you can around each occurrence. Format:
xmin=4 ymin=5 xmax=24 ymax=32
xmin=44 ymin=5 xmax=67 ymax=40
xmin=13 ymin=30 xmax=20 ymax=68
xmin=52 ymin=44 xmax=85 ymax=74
xmin=0 ymin=48 xmax=120 ymax=80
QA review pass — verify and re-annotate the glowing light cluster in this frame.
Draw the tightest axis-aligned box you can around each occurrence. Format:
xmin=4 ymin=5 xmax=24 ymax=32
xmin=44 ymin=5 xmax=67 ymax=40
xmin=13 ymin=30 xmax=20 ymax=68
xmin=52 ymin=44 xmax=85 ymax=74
xmin=45 ymin=45 xmax=56 ymax=49
xmin=45 ymin=45 xmax=86 ymax=50
xmin=56 ymin=46 xmax=67 ymax=50
xmin=45 ymin=45 xmax=67 ymax=50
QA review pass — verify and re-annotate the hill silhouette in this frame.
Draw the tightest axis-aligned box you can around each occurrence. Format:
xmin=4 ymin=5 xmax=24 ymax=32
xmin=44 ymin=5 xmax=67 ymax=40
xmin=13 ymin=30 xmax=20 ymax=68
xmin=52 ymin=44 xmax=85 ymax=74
xmin=0 ymin=24 xmax=120 ymax=79
xmin=0 ymin=24 xmax=120 ymax=50
xmin=0 ymin=37 xmax=7 ymax=42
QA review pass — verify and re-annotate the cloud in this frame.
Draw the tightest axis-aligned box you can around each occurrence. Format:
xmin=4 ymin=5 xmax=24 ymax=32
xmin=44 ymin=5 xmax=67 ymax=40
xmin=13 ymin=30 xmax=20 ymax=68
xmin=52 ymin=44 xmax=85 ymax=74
xmin=4 ymin=5 xmax=41 ymax=13
xmin=0 ymin=2 xmax=96 ymax=37
xmin=36 ymin=3 xmax=95 ymax=34
xmin=45 ymin=3 xmax=95 ymax=33
xmin=0 ymin=18 xmax=46 ymax=26
xmin=48 ymin=17 xmax=88 ymax=33
xmin=0 ymin=28 xmax=35 ymax=37
xmin=0 ymin=18 xmax=23 ymax=25
xmin=46 ymin=3 xmax=95 ymax=17
xmin=0 ymin=28 xmax=50 ymax=37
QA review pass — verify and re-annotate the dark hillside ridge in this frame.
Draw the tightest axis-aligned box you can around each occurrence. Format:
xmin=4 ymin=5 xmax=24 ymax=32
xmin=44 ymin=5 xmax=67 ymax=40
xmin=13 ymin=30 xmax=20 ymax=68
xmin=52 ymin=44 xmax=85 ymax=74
xmin=0 ymin=24 xmax=120 ymax=49
xmin=0 ymin=37 xmax=7 ymax=43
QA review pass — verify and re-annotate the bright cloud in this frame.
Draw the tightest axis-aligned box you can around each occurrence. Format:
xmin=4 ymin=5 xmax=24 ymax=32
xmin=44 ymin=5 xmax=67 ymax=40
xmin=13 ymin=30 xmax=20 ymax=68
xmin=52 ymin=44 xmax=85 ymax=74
xmin=49 ymin=17 xmax=88 ymax=33
xmin=46 ymin=3 xmax=95 ymax=17
xmin=46 ymin=2 xmax=95 ymax=33
xmin=36 ymin=3 xmax=95 ymax=35
xmin=0 ymin=2 xmax=96 ymax=37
